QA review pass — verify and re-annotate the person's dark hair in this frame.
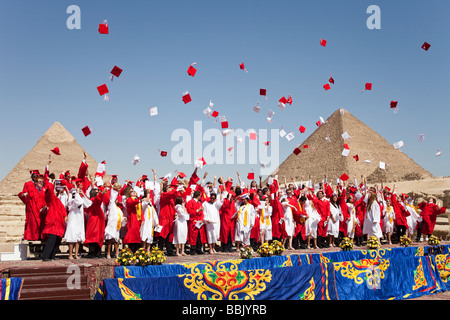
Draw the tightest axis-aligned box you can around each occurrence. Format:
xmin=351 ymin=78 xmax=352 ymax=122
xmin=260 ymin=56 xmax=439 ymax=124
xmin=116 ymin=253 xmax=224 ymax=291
xmin=193 ymin=191 xmax=201 ymax=199
xmin=235 ymin=187 xmax=242 ymax=197
xmin=90 ymin=188 xmax=99 ymax=198
xmin=49 ymin=173 xmax=55 ymax=180
xmin=299 ymin=196 xmax=307 ymax=202
xmin=175 ymin=196 xmax=183 ymax=205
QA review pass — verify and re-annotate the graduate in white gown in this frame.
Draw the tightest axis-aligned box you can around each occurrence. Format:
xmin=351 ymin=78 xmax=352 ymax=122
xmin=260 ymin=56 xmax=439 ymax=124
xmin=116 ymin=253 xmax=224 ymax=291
xmin=105 ymin=183 xmax=124 ymax=259
xmin=327 ymin=194 xmax=343 ymax=247
xmin=140 ymin=192 xmax=160 ymax=253
xmin=382 ymin=198 xmax=395 ymax=244
xmin=233 ymin=194 xmax=255 ymax=251
xmin=405 ymin=197 xmax=421 ymax=238
xmin=305 ymin=199 xmax=320 ymax=249
xmin=259 ymin=197 xmax=273 ymax=244
xmin=65 ymin=181 xmax=92 ymax=260
xmin=173 ymin=197 xmax=189 ymax=256
xmin=281 ymin=198 xmax=296 ymax=250
xmin=363 ymin=189 xmax=383 ymax=241
xmin=202 ymin=191 xmax=223 ymax=253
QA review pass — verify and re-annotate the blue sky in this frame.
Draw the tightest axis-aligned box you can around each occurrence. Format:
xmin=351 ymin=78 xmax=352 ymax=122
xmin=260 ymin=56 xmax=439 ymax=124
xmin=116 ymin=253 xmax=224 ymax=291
xmin=0 ymin=0 xmax=449 ymax=182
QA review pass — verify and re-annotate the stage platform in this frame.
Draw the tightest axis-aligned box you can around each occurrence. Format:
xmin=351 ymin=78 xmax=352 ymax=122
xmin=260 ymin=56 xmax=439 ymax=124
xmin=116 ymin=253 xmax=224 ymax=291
xmin=1 ymin=240 xmax=449 ymax=300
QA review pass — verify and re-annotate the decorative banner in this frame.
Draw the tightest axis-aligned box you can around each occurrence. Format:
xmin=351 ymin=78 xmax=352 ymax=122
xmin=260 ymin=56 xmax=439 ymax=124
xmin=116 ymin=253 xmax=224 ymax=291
xmin=1 ymin=278 xmax=23 ymax=300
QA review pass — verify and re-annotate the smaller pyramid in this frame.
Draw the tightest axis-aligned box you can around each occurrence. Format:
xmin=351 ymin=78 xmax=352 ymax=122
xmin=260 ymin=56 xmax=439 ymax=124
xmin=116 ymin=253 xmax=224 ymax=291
xmin=0 ymin=122 xmax=100 ymax=195
xmin=278 ymin=109 xmax=434 ymax=184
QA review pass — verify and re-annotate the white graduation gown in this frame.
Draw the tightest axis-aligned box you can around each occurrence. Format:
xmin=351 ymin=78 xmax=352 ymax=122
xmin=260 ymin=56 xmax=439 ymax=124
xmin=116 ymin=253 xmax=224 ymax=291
xmin=203 ymin=200 xmax=223 ymax=244
xmin=104 ymin=189 xmax=124 ymax=242
xmin=140 ymin=201 xmax=159 ymax=244
xmin=64 ymin=193 xmax=92 ymax=243
xmin=172 ymin=204 xmax=188 ymax=245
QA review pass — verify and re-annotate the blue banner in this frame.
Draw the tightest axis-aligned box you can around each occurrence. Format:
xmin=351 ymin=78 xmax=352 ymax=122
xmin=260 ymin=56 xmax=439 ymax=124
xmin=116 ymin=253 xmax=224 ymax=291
xmin=1 ymin=278 xmax=23 ymax=300
xmin=99 ymin=263 xmax=337 ymax=300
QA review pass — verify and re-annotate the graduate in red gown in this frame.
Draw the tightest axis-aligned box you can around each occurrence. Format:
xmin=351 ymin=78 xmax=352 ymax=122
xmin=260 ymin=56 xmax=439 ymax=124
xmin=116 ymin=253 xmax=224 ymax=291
xmin=85 ymin=188 xmax=106 ymax=258
xmin=219 ymin=191 xmax=236 ymax=252
xmin=307 ymin=189 xmax=331 ymax=248
xmin=417 ymin=198 xmax=446 ymax=240
xmin=18 ymin=172 xmax=47 ymax=241
xmin=186 ymin=190 xmax=207 ymax=255
xmin=123 ymin=190 xmax=144 ymax=252
xmin=40 ymin=181 xmax=68 ymax=261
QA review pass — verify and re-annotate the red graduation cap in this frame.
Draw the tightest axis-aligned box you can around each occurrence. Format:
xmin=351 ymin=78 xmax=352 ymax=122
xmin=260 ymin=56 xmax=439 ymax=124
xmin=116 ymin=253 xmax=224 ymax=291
xmin=303 ymin=145 xmax=309 ymax=149
xmin=323 ymin=84 xmax=331 ymax=91
xmin=390 ymin=101 xmax=398 ymax=109
xmin=353 ymin=154 xmax=359 ymax=161
xmin=299 ymin=126 xmax=306 ymax=133
xmin=343 ymin=144 xmax=350 ymax=150
xmin=279 ymin=97 xmax=288 ymax=105
xmin=97 ymin=84 xmax=109 ymax=96
xmin=286 ymin=96 xmax=293 ymax=105
xmin=365 ymin=83 xmax=372 ymax=91
xmin=316 ymin=121 xmax=322 ymax=127
xmin=160 ymin=151 xmax=168 ymax=157
xmin=240 ymin=62 xmax=248 ymax=72
xmin=221 ymin=121 xmax=229 ymax=129
xmin=320 ymin=39 xmax=327 ymax=47
xmin=260 ymin=89 xmax=267 ymax=96
xmin=293 ymin=147 xmax=301 ymax=155
xmin=182 ymin=92 xmax=192 ymax=104
xmin=98 ymin=21 xmax=109 ymax=34
xmin=263 ymin=141 xmax=270 ymax=146
xmin=211 ymin=111 xmax=219 ymax=118
xmin=187 ymin=65 xmax=197 ymax=77
xmin=199 ymin=157 xmax=207 ymax=165
xmin=329 ymin=76 xmax=335 ymax=84
xmin=421 ymin=42 xmax=431 ymax=51
xmin=340 ymin=173 xmax=349 ymax=181
xmin=247 ymin=172 xmax=255 ymax=180
xmin=249 ymin=132 xmax=257 ymax=140
xmin=177 ymin=172 xmax=187 ymax=179
xmin=82 ymin=126 xmax=91 ymax=137
xmin=51 ymin=147 xmax=61 ymax=155
xmin=111 ymin=66 xmax=123 ymax=78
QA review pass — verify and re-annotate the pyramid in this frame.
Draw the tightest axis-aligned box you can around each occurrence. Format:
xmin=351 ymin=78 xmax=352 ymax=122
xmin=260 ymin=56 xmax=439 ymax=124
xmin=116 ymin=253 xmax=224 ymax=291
xmin=0 ymin=122 xmax=101 ymax=195
xmin=278 ymin=109 xmax=434 ymax=184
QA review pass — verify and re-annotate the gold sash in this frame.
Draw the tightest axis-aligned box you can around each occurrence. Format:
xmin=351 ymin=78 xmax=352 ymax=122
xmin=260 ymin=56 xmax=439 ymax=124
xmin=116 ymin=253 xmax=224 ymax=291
xmin=237 ymin=204 xmax=249 ymax=226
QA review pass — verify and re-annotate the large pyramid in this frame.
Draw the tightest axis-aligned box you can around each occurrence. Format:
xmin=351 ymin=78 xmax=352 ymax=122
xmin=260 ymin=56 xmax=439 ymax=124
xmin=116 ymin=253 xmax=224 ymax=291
xmin=278 ymin=109 xmax=434 ymax=184
xmin=0 ymin=122 xmax=100 ymax=195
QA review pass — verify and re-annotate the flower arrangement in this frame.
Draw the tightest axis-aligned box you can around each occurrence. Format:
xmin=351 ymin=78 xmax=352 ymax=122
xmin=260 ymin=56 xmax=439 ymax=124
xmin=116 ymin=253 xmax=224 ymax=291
xmin=367 ymin=236 xmax=380 ymax=250
xmin=116 ymin=248 xmax=134 ymax=266
xmin=239 ymin=246 xmax=254 ymax=259
xmin=428 ymin=235 xmax=441 ymax=246
xmin=149 ymin=246 xmax=166 ymax=265
xmin=271 ymin=240 xmax=285 ymax=256
xmin=257 ymin=243 xmax=274 ymax=257
xmin=339 ymin=237 xmax=353 ymax=251
xmin=399 ymin=235 xmax=412 ymax=247
xmin=134 ymin=248 xmax=151 ymax=266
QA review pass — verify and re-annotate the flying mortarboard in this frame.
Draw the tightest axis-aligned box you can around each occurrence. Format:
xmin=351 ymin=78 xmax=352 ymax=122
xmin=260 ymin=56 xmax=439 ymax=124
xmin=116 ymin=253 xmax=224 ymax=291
xmin=421 ymin=42 xmax=431 ymax=51
xmin=182 ymin=91 xmax=192 ymax=104
xmin=98 ymin=20 xmax=109 ymax=34
xmin=82 ymin=126 xmax=91 ymax=137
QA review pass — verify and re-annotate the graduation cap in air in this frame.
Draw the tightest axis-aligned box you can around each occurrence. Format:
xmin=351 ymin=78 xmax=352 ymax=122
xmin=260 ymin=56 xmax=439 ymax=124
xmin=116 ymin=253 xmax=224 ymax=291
xmin=110 ymin=66 xmax=123 ymax=80
xmin=340 ymin=173 xmax=349 ymax=181
xmin=247 ymin=172 xmax=255 ymax=180
xmin=421 ymin=42 xmax=431 ymax=51
xmin=182 ymin=91 xmax=192 ymax=104
xmin=51 ymin=147 xmax=61 ymax=155
xmin=97 ymin=84 xmax=109 ymax=96
xmin=98 ymin=20 xmax=109 ymax=34
xmin=187 ymin=63 xmax=197 ymax=77
xmin=390 ymin=101 xmax=398 ymax=109
xmin=323 ymin=84 xmax=331 ymax=91
xmin=299 ymin=126 xmax=306 ymax=133
xmin=82 ymin=126 xmax=91 ymax=137
xmin=320 ymin=39 xmax=327 ymax=47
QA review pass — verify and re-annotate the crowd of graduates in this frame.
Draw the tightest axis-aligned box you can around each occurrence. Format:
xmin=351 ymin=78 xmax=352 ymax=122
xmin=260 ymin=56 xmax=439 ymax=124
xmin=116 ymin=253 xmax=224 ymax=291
xmin=18 ymin=154 xmax=447 ymax=261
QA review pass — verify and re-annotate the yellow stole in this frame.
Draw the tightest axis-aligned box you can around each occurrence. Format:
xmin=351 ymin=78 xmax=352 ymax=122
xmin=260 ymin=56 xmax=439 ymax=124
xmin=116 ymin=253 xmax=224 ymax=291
xmin=386 ymin=206 xmax=394 ymax=224
xmin=260 ymin=208 xmax=270 ymax=226
xmin=237 ymin=204 xmax=249 ymax=226
xmin=116 ymin=205 xmax=123 ymax=231
xmin=134 ymin=198 xmax=142 ymax=221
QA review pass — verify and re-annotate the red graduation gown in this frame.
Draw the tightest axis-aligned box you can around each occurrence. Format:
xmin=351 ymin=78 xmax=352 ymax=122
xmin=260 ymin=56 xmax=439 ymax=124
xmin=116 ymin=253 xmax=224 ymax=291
xmin=18 ymin=181 xmax=47 ymax=241
xmin=84 ymin=193 xmax=105 ymax=247
xmin=418 ymin=201 xmax=447 ymax=235
xmin=156 ymin=189 xmax=178 ymax=241
xmin=186 ymin=198 xmax=207 ymax=245
xmin=219 ymin=198 xmax=235 ymax=244
xmin=123 ymin=197 xmax=143 ymax=244
xmin=41 ymin=183 xmax=67 ymax=238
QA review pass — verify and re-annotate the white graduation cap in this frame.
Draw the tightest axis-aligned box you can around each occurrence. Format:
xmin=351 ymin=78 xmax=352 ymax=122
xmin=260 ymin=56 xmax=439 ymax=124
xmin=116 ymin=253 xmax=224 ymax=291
xmin=417 ymin=134 xmax=425 ymax=142
xmin=222 ymin=129 xmax=232 ymax=136
xmin=132 ymin=154 xmax=140 ymax=166
xmin=436 ymin=149 xmax=442 ymax=157
xmin=325 ymin=135 xmax=331 ymax=142
xmin=393 ymin=140 xmax=405 ymax=149
xmin=379 ymin=161 xmax=386 ymax=170
xmin=279 ymin=129 xmax=287 ymax=138
xmin=253 ymin=104 xmax=261 ymax=113
xmin=149 ymin=106 xmax=158 ymax=117
xmin=341 ymin=131 xmax=351 ymax=140
xmin=203 ymin=106 xmax=213 ymax=116
xmin=94 ymin=176 xmax=104 ymax=187
xmin=237 ymin=135 xmax=243 ymax=145
xmin=286 ymin=132 xmax=295 ymax=141
xmin=278 ymin=102 xmax=285 ymax=111
xmin=364 ymin=158 xmax=375 ymax=164
xmin=341 ymin=149 xmax=350 ymax=157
